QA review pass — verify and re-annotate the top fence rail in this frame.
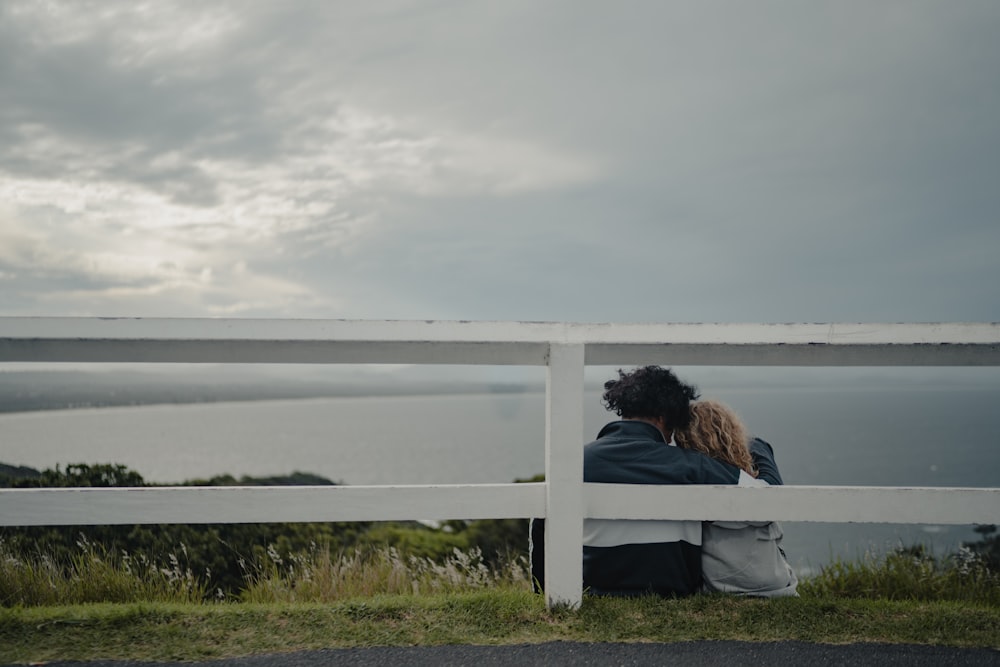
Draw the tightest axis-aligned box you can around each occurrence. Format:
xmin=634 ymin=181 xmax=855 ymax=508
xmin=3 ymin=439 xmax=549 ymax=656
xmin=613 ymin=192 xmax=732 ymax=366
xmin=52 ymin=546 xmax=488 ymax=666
xmin=2 ymin=318 xmax=999 ymax=366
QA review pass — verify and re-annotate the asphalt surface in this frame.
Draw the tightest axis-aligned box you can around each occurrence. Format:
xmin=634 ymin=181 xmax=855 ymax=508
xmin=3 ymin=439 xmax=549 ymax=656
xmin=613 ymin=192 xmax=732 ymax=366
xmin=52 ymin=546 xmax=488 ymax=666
xmin=19 ymin=641 xmax=1000 ymax=667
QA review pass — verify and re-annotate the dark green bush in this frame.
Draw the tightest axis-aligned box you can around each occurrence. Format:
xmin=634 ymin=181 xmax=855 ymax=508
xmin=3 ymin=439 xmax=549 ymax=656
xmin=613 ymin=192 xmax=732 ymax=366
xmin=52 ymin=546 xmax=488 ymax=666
xmin=1 ymin=463 xmax=532 ymax=599
xmin=798 ymin=542 xmax=1000 ymax=604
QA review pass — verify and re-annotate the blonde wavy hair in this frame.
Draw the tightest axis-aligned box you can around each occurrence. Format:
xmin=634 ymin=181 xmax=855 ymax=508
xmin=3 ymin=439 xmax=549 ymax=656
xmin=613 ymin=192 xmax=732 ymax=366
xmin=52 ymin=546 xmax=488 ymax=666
xmin=674 ymin=399 xmax=756 ymax=476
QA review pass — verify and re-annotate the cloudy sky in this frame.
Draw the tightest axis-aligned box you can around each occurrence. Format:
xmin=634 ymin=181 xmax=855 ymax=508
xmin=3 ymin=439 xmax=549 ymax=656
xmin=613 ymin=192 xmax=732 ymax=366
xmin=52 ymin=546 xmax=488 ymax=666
xmin=2 ymin=1 xmax=998 ymax=324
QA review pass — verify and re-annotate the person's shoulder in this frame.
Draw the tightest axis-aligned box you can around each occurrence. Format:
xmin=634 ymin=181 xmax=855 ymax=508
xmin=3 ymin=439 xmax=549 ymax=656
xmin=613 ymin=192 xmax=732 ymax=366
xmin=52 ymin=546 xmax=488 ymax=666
xmin=622 ymin=443 xmax=742 ymax=484
xmin=592 ymin=420 xmax=662 ymax=440
xmin=679 ymin=446 xmax=743 ymax=483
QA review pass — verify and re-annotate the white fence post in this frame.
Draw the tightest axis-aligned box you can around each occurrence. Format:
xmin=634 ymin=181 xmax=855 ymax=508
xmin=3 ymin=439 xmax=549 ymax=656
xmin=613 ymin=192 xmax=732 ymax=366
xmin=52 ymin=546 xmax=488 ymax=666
xmin=544 ymin=342 xmax=585 ymax=608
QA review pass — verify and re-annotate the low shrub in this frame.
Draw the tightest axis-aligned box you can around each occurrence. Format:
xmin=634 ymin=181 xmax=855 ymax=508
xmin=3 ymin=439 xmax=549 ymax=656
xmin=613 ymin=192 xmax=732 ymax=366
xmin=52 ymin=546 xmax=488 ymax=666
xmin=240 ymin=544 xmax=530 ymax=603
xmin=0 ymin=536 xmax=207 ymax=606
xmin=798 ymin=543 xmax=1000 ymax=604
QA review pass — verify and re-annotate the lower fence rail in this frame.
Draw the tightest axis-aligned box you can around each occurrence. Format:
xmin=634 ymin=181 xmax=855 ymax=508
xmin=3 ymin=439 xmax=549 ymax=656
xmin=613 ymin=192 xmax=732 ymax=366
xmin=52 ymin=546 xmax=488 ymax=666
xmin=3 ymin=484 xmax=996 ymax=527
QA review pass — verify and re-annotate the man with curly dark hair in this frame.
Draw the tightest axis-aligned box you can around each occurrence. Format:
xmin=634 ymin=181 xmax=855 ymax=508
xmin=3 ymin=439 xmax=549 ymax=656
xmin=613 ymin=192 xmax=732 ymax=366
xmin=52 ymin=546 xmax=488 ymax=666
xmin=600 ymin=365 xmax=701 ymax=439
xmin=531 ymin=365 xmax=782 ymax=598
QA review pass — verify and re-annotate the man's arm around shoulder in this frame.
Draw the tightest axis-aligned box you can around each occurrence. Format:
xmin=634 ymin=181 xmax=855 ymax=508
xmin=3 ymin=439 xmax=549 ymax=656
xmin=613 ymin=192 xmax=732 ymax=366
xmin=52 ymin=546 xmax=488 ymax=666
xmin=749 ymin=437 xmax=783 ymax=486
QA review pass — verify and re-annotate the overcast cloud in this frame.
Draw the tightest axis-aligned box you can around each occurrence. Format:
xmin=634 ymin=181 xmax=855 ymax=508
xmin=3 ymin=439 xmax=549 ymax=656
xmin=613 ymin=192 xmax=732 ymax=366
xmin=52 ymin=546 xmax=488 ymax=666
xmin=1 ymin=0 xmax=998 ymax=323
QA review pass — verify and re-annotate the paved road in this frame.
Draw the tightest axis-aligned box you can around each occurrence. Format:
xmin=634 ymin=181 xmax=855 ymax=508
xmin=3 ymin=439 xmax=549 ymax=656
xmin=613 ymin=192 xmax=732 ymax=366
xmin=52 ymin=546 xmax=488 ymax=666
xmin=24 ymin=641 xmax=1000 ymax=667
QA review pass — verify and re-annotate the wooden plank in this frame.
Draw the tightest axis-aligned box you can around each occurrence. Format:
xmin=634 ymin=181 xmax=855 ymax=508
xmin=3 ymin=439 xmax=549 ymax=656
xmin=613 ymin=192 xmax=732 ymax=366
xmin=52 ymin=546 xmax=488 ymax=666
xmin=5 ymin=338 xmax=996 ymax=366
xmin=5 ymin=483 xmax=995 ymax=528
xmin=580 ymin=322 xmax=1000 ymax=366
xmin=544 ymin=343 xmax=585 ymax=609
xmin=0 ymin=318 xmax=561 ymax=365
xmin=0 ymin=339 xmax=550 ymax=365
xmin=584 ymin=484 xmax=1000 ymax=525
xmin=6 ymin=319 xmax=996 ymax=345
xmin=585 ymin=342 xmax=1000 ymax=366
xmin=571 ymin=322 xmax=1000 ymax=345
xmin=2 ymin=319 xmax=999 ymax=366
xmin=0 ymin=317 xmax=569 ymax=343
xmin=0 ymin=484 xmax=547 ymax=527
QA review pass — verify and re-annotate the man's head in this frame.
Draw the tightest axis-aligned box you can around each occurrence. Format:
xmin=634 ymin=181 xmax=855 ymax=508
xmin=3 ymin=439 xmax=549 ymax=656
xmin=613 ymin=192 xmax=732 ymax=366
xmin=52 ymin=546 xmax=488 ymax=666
xmin=602 ymin=365 xmax=699 ymax=437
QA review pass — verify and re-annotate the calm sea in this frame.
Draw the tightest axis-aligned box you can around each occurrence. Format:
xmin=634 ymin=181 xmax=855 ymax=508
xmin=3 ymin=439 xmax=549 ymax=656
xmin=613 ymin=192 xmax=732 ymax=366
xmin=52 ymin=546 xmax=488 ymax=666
xmin=3 ymin=371 xmax=999 ymax=575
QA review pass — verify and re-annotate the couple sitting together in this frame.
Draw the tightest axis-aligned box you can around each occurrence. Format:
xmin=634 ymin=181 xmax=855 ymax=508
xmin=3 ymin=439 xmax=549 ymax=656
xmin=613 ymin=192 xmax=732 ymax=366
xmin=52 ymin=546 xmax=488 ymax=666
xmin=531 ymin=365 xmax=798 ymax=598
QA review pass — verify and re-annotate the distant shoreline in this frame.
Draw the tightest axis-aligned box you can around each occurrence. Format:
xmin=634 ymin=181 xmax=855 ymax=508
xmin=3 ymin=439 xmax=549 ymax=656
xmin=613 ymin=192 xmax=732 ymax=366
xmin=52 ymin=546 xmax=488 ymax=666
xmin=0 ymin=461 xmax=338 ymax=487
xmin=0 ymin=369 xmax=549 ymax=414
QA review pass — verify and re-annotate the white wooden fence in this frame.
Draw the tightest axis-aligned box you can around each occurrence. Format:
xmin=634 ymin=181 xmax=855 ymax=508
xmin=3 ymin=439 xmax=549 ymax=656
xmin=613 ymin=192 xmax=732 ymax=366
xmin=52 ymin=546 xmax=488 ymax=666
xmin=1 ymin=318 xmax=999 ymax=608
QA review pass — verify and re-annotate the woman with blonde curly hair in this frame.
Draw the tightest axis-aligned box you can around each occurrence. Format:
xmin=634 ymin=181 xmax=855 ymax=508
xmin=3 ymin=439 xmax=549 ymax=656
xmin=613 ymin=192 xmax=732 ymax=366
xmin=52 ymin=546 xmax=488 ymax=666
xmin=674 ymin=400 xmax=757 ymax=477
xmin=674 ymin=400 xmax=798 ymax=597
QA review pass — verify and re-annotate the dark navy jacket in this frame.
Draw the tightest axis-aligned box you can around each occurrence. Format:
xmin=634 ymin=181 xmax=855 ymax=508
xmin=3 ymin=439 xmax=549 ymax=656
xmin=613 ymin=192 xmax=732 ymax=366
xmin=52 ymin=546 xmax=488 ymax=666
xmin=531 ymin=420 xmax=781 ymax=597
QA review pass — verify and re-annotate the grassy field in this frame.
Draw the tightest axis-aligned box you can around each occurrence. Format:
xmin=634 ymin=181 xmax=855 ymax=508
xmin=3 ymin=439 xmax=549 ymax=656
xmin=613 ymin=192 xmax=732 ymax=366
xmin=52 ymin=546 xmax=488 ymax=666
xmin=2 ymin=536 xmax=998 ymax=663
xmin=2 ymin=592 xmax=999 ymax=663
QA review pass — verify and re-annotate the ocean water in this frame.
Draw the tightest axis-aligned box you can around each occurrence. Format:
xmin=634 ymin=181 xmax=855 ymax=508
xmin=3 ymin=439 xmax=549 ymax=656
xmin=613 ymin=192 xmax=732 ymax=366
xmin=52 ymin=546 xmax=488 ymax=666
xmin=3 ymin=373 xmax=999 ymax=575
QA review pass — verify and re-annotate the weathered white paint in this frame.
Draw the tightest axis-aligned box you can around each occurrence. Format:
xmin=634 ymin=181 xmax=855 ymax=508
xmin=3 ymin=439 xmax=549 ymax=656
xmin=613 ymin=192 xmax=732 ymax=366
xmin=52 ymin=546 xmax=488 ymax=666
xmin=574 ymin=321 xmax=1000 ymax=344
xmin=3 ymin=483 xmax=994 ymax=528
xmin=1 ymin=317 xmax=999 ymax=608
xmin=3 ymin=318 xmax=998 ymax=344
xmin=544 ymin=343 xmax=585 ymax=609
xmin=585 ymin=342 xmax=1000 ymax=366
xmin=0 ymin=484 xmax=547 ymax=526
xmin=584 ymin=485 xmax=1000 ymax=525
xmin=2 ymin=318 xmax=998 ymax=366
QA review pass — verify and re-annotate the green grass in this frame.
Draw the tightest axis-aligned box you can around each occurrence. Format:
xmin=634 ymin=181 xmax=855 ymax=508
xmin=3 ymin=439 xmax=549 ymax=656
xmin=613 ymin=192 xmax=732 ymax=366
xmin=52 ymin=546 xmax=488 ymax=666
xmin=3 ymin=540 xmax=999 ymax=662
xmin=0 ymin=537 xmax=209 ymax=606
xmin=799 ymin=544 xmax=1000 ymax=605
xmin=0 ymin=540 xmax=530 ymax=606
xmin=240 ymin=544 xmax=530 ymax=602
xmin=1 ymin=593 xmax=999 ymax=663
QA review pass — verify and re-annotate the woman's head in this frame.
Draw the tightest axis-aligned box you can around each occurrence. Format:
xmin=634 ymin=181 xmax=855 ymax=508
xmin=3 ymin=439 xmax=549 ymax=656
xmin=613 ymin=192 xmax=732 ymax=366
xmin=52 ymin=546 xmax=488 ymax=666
xmin=674 ymin=399 xmax=756 ymax=476
xmin=602 ymin=366 xmax=700 ymax=431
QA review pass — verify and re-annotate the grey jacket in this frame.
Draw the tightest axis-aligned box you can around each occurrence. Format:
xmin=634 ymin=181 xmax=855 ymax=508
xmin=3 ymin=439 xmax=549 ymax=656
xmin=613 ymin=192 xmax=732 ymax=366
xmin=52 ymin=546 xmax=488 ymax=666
xmin=701 ymin=475 xmax=799 ymax=597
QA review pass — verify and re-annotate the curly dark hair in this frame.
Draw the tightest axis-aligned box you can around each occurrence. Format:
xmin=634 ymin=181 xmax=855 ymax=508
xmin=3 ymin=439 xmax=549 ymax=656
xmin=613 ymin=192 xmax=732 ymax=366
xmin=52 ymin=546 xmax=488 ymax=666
xmin=602 ymin=365 xmax=700 ymax=430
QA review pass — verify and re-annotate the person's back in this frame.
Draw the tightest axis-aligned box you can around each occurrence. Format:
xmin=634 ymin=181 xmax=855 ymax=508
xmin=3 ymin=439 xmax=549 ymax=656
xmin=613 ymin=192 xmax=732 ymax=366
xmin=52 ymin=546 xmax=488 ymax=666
xmin=582 ymin=419 xmax=741 ymax=596
xmin=674 ymin=401 xmax=798 ymax=597
xmin=530 ymin=366 xmax=776 ymax=598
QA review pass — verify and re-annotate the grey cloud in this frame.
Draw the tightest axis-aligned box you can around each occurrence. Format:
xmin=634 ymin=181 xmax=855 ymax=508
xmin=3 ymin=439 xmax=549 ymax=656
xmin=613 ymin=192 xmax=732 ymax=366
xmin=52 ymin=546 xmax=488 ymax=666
xmin=1 ymin=1 xmax=999 ymax=323
xmin=0 ymin=4 xmax=285 ymax=207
